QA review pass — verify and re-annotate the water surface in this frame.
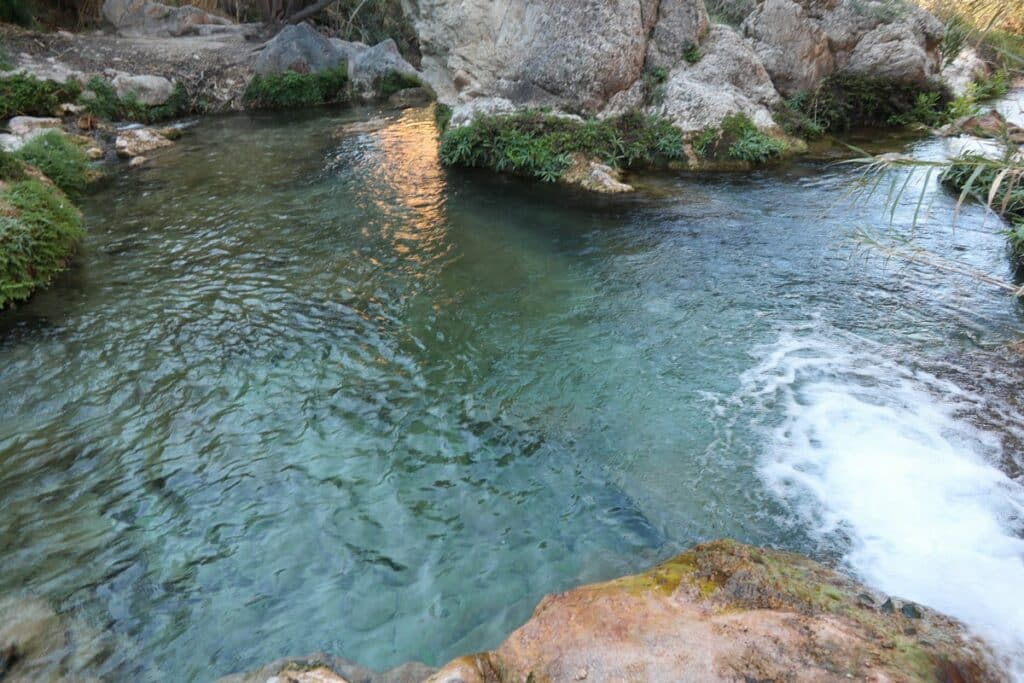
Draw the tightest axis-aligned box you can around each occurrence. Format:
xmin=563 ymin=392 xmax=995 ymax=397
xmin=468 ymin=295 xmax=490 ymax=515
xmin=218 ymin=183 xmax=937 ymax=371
xmin=1 ymin=104 xmax=1023 ymax=680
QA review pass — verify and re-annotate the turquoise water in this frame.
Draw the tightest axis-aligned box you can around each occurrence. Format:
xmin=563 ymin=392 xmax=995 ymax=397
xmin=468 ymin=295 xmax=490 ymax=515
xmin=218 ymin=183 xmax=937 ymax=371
xmin=1 ymin=105 xmax=1023 ymax=680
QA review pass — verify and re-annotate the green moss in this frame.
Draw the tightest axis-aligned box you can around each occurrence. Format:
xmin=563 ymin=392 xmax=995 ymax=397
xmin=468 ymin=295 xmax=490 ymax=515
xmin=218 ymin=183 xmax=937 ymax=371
xmin=79 ymin=77 xmax=188 ymax=124
xmin=14 ymin=131 xmax=90 ymax=199
xmin=692 ymin=113 xmax=787 ymax=164
xmin=377 ymin=71 xmax=422 ymax=98
xmin=0 ymin=73 xmax=81 ymax=119
xmin=243 ymin=64 xmax=349 ymax=110
xmin=438 ymin=110 xmax=685 ymax=183
xmin=0 ymin=178 xmax=84 ymax=308
xmin=788 ymin=74 xmax=951 ymax=134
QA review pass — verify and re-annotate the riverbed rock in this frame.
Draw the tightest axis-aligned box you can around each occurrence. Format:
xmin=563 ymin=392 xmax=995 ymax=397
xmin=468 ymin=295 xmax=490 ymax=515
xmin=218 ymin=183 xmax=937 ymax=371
xmin=111 ymin=73 xmax=175 ymax=106
xmin=7 ymin=116 xmax=63 ymax=138
xmin=215 ymin=653 xmax=434 ymax=683
xmin=255 ymin=23 xmax=345 ymax=76
xmin=943 ymin=109 xmax=1024 ymax=144
xmin=427 ymin=540 xmax=1006 ymax=683
xmin=563 ymin=154 xmax=634 ymax=193
xmin=102 ymin=0 xmax=234 ymax=37
xmin=115 ymin=127 xmax=176 ymax=157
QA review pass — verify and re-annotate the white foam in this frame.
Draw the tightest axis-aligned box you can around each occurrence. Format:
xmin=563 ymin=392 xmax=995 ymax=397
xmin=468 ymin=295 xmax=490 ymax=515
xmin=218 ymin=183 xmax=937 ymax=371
xmin=739 ymin=329 xmax=1024 ymax=678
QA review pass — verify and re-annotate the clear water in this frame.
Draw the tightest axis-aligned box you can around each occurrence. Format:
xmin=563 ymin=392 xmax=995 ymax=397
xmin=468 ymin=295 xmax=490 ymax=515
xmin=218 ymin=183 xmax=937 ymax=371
xmin=2 ymin=104 xmax=1024 ymax=681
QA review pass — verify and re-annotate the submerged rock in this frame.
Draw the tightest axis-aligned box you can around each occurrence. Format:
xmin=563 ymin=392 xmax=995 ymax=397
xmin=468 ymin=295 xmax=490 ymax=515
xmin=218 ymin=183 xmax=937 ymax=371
xmin=562 ymin=154 xmax=634 ymax=193
xmin=115 ymin=126 xmax=177 ymax=158
xmin=427 ymin=540 xmax=1006 ymax=682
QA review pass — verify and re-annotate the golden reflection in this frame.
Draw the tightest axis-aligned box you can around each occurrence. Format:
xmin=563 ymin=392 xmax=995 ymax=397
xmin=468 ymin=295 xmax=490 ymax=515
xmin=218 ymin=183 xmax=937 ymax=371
xmin=361 ymin=106 xmax=449 ymax=260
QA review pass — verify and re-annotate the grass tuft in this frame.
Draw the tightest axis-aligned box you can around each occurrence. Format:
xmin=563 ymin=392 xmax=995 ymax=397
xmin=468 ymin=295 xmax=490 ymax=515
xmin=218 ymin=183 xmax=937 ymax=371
xmin=694 ymin=113 xmax=787 ymax=163
xmin=14 ymin=131 xmax=90 ymax=199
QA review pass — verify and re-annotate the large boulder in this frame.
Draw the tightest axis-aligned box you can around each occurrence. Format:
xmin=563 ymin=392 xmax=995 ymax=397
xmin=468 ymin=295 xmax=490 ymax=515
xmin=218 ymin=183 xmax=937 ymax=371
xmin=403 ymin=0 xmax=651 ymax=114
xmin=111 ymin=73 xmax=175 ymax=106
xmin=645 ymin=0 xmax=710 ymax=70
xmin=331 ymin=38 xmax=421 ymax=98
xmin=742 ymin=0 xmax=944 ymax=95
xmin=943 ymin=47 xmax=990 ymax=97
xmin=650 ymin=25 xmax=781 ymax=132
xmin=254 ymin=23 xmax=346 ymax=76
xmin=427 ymin=540 xmax=1006 ymax=683
xmin=102 ymin=0 xmax=233 ymax=37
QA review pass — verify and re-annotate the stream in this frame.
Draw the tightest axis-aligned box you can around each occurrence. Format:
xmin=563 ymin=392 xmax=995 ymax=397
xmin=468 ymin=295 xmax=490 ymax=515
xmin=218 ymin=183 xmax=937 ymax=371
xmin=1 ymin=99 xmax=1023 ymax=680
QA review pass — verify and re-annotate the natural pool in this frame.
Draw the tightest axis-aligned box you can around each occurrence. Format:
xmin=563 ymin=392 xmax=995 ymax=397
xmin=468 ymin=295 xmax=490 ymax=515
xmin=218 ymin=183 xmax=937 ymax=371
xmin=1 ymin=104 xmax=1023 ymax=681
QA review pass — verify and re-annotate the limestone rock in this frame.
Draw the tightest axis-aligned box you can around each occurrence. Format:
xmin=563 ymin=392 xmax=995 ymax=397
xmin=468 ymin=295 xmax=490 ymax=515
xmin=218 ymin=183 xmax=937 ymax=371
xmin=111 ymin=74 xmax=175 ymax=106
xmin=650 ymin=25 xmax=781 ymax=132
xmin=404 ymin=0 xmax=651 ymax=114
xmin=943 ymin=47 xmax=991 ymax=97
xmin=332 ymin=38 xmax=421 ymax=98
xmin=427 ymin=540 xmax=1007 ymax=683
xmin=102 ymin=0 xmax=233 ymax=37
xmin=387 ymin=87 xmax=433 ymax=109
xmin=944 ymin=109 xmax=1024 ymax=144
xmin=7 ymin=117 xmax=63 ymax=138
xmin=563 ymin=154 xmax=634 ymax=193
xmin=215 ymin=654 xmax=434 ymax=683
xmin=646 ymin=0 xmax=710 ymax=71
xmin=742 ymin=0 xmax=833 ymax=96
xmin=255 ymin=23 xmax=345 ymax=76
xmin=115 ymin=127 xmax=176 ymax=157
xmin=844 ymin=21 xmax=941 ymax=83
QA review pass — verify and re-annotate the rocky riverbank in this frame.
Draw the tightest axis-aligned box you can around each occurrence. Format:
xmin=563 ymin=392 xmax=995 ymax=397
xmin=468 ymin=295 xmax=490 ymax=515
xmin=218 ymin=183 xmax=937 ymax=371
xmin=209 ymin=540 xmax=1009 ymax=683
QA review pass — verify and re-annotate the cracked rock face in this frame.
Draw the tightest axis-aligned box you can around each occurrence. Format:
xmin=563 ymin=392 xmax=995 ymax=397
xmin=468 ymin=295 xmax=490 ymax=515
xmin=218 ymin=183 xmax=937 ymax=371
xmin=403 ymin=0 xmax=947 ymax=132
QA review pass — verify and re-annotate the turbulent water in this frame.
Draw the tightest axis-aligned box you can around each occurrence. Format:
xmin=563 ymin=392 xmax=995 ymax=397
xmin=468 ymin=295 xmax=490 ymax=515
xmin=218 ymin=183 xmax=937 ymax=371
xmin=2 ymin=102 xmax=1024 ymax=681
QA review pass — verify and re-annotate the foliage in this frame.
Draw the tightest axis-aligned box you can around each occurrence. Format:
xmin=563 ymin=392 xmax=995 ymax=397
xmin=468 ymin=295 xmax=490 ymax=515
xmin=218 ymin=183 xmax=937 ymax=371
xmin=0 ymin=73 xmax=81 ymax=119
xmin=433 ymin=103 xmax=452 ymax=133
xmin=318 ymin=0 xmax=419 ymax=59
xmin=438 ymin=110 xmax=685 ymax=182
xmin=683 ymin=43 xmax=701 ymax=64
xmin=693 ymin=113 xmax=787 ymax=163
xmin=0 ymin=0 xmax=34 ymax=26
xmin=788 ymin=74 xmax=950 ymax=134
xmin=940 ymin=154 xmax=1024 ymax=221
xmin=643 ymin=66 xmax=669 ymax=106
xmin=14 ymin=131 xmax=90 ymax=198
xmin=243 ymin=64 xmax=348 ymax=109
xmin=0 ymin=149 xmax=26 ymax=182
xmin=376 ymin=71 xmax=421 ymax=98
xmin=850 ymin=0 xmax=908 ymax=22
xmin=775 ymin=94 xmax=827 ymax=139
xmin=79 ymin=77 xmax=188 ymax=123
xmin=0 ymin=46 xmax=12 ymax=72
xmin=0 ymin=178 xmax=84 ymax=308
xmin=704 ymin=0 xmax=755 ymax=26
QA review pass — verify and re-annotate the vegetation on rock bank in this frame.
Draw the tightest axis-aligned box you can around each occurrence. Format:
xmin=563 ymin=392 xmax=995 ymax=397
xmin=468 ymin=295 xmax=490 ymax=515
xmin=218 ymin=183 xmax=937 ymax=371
xmin=438 ymin=110 xmax=685 ymax=183
xmin=0 ymin=149 xmax=84 ymax=308
xmin=243 ymin=64 xmax=349 ymax=110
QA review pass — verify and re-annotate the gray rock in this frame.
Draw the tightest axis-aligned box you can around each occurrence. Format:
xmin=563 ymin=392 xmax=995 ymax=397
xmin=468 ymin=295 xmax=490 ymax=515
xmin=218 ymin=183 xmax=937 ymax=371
xmin=742 ymin=0 xmax=833 ymax=96
xmin=255 ymin=23 xmax=345 ymax=76
xmin=843 ymin=21 xmax=941 ymax=83
xmin=115 ymin=127 xmax=176 ymax=157
xmin=102 ymin=0 xmax=233 ymax=37
xmin=388 ymin=87 xmax=433 ymax=108
xmin=112 ymin=73 xmax=175 ymax=106
xmin=7 ymin=116 xmax=63 ymax=137
xmin=942 ymin=47 xmax=990 ymax=96
xmin=650 ymin=25 xmax=781 ymax=132
xmin=646 ymin=0 xmax=710 ymax=70
xmin=344 ymin=38 xmax=420 ymax=97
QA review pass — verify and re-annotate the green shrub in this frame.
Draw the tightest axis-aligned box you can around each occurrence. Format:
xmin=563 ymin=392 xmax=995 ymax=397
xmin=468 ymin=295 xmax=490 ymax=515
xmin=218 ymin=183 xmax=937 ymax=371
xmin=0 ymin=179 xmax=84 ymax=308
xmin=243 ymin=64 xmax=349 ymax=109
xmin=694 ymin=113 xmax=787 ymax=163
xmin=0 ymin=0 xmax=33 ymax=26
xmin=683 ymin=43 xmax=701 ymax=64
xmin=774 ymin=95 xmax=827 ymax=139
xmin=788 ymin=74 xmax=951 ymax=134
xmin=0 ymin=73 xmax=81 ymax=118
xmin=377 ymin=71 xmax=422 ymax=98
xmin=438 ymin=110 xmax=685 ymax=182
xmin=14 ymin=131 xmax=90 ymax=198
xmin=79 ymin=77 xmax=188 ymax=123
xmin=643 ymin=66 xmax=669 ymax=106
xmin=433 ymin=102 xmax=452 ymax=133
xmin=0 ymin=47 xmax=13 ymax=72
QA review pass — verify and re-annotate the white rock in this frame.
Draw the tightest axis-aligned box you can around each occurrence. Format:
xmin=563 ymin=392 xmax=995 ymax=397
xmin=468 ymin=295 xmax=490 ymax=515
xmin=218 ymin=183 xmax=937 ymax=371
xmin=7 ymin=116 xmax=63 ymax=137
xmin=112 ymin=74 xmax=175 ymax=106
xmin=115 ymin=127 xmax=174 ymax=157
